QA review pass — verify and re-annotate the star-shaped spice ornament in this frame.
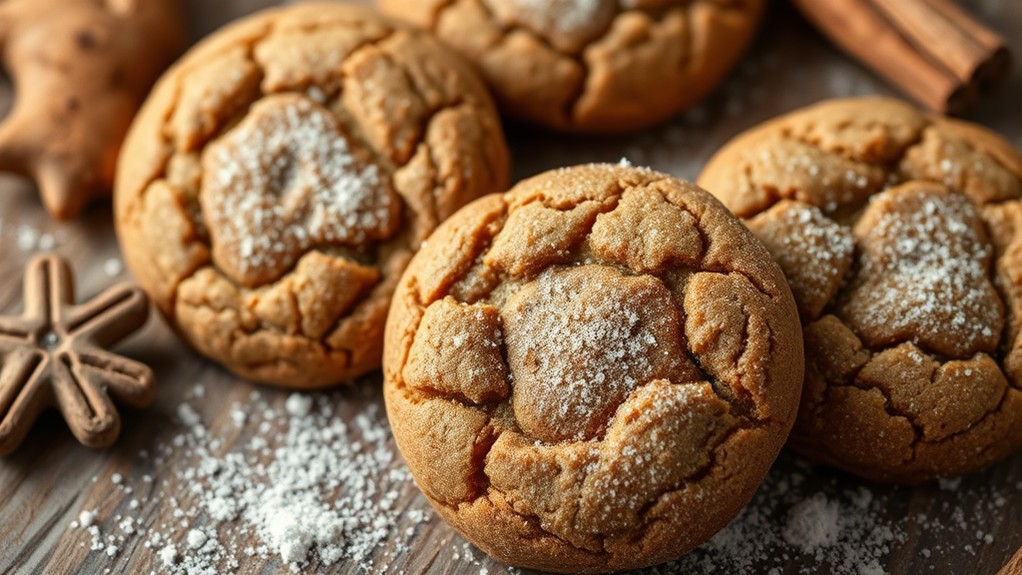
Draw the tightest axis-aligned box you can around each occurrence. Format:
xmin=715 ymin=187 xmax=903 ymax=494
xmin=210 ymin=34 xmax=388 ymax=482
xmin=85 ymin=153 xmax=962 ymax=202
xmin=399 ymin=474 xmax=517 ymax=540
xmin=0 ymin=254 xmax=156 ymax=455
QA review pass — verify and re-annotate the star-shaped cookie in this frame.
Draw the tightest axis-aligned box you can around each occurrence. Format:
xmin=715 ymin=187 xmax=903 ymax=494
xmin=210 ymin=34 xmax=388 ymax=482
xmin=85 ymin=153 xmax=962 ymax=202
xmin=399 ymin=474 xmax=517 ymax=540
xmin=0 ymin=254 xmax=156 ymax=455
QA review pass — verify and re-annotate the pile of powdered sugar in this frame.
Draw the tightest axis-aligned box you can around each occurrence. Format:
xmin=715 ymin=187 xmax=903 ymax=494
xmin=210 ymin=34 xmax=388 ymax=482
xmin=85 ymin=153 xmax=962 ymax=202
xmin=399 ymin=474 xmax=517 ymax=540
xmin=68 ymin=386 xmax=428 ymax=574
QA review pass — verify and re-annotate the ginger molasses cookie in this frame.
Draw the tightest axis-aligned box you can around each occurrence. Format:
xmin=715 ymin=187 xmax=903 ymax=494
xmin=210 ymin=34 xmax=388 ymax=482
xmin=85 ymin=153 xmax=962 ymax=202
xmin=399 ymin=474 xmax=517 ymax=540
xmin=378 ymin=0 xmax=764 ymax=133
xmin=698 ymin=97 xmax=1022 ymax=483
xmin=114 ymin=3 xmax=509 ymax=388
xmin=383 ymin=163 xmax=803 ymax=572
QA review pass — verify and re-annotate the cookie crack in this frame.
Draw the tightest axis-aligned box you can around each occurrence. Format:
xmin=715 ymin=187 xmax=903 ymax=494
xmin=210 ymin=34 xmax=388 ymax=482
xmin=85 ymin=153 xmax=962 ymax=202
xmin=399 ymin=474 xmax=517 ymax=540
xmin=828 ymin=376 xmax=927 ymax=448
xmin=917 ymin=384 xmax=1012 ymax=449
xmin=170 ymin=265 xmax=369 ymax=366
xmin=809 ymin=347 xmax=874 ymax=420
xmin=691 ymin=207 xmax=783 ymax=301
xmin=745 ymin=118 xmax=928 ymax=218
xmin=458 ymin=0 xmax=727 ymax=127
xmin=631 ymin=415 xmax=756 ymax=538
xmin=224 ymin=326 xmax=354 ymax=372
xmin=512 ymin=189 xmax=622 ymax=214
xmin=470 ymin=413 xmax=762 ymax=560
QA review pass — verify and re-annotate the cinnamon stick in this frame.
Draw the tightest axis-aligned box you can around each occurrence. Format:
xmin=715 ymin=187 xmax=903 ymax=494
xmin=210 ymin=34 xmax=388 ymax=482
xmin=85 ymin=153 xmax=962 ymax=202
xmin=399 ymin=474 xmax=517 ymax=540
xmin=791 ymin=0 xmax=1011 ymax=115
xmin=924 ymin=0 xmax=1012 ymax=89
xmin=1000 ymin=545 xmax=1022 ymax=575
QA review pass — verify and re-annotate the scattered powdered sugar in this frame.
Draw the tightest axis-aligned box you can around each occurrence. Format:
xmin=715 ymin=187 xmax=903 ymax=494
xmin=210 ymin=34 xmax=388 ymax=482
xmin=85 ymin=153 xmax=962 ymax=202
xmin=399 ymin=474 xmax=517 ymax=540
xmin=186 ymin=529 xmax=208 ymax=550
xmin=103 ymin=257 xmax=124 ymax=277
xmin=67 ymin=390 xmax=429 ymax=573
xmin=63 ymin=390 xmax=1020 ymax=574
xmin=176 ymin=403 xmax=200 ymax=427
xmin=653 ymin=453 xmax=1018 ymax=574
xmin=0 ymin=218 xmax=63 ymax=253
xmin=158 ymin=544 xmax=178 ymax=568
xmin=939 ymin=476 xmax=964 ymax=492
xmin=284 ymin=393 xmax=313 ymax=417
xmin=202 ymin=95 xmax=395 ymax=285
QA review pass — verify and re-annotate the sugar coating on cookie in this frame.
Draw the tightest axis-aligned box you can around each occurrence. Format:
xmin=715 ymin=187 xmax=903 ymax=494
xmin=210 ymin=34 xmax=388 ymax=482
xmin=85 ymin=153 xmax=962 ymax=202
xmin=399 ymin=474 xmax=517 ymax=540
xmin=698 ymin=97 xmax=1022 ymax=483
xmin=379 ymin=0 xmax=764 ymax=132
xmin=202 ymin=95 xmax=400 ymax=287
xmin=383 ymin=164 xmax=803 ymax=572
xmin=114 ymin=3 xmax=509 ymax=388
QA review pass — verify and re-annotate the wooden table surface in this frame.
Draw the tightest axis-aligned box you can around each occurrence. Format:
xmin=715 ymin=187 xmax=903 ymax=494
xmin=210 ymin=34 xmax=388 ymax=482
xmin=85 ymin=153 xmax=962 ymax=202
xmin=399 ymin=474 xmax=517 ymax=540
xmin=3 ymin=1 xmax=1022 ymax=574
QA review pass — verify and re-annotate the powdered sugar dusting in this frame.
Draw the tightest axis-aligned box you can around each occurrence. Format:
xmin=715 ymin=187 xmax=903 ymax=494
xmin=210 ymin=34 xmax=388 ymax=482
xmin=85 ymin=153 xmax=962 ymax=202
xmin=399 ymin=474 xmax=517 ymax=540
xmin=750 ymin=201 xmax=854 ymax=317
xmin=656 ymin=453 xmax=1017 ymax=574
xmin=501 ymin=265 xmax=686 ymax=441
xmin=62 ymin=397 xmax=1022 ymax=574
xmin=841 ymin=185 xmax=1001 ymax=355
xmin=499 ymin=0 xmax=609 ymax=36
xmin=66 ymin=391 xmax=428 ymax=573
xmin=201 ymin=94 xmax=396 ymax=286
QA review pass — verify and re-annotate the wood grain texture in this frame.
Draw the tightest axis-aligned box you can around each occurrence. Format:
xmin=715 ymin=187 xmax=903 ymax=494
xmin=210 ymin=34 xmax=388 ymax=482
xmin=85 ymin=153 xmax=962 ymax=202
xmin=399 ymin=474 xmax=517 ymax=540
xmin=2 ymin=1 xmax=1022 ymax=574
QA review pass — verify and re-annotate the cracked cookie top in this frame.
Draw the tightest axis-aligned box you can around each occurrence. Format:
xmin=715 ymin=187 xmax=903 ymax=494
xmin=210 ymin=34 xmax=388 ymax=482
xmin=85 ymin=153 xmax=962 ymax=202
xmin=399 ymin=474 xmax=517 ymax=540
xmin=113 ymin=3 xmax=509 ymax=388
xmin=378 ymin=0 xmax=764 ymax=132
xmin=383 ymin=163 xmax=803 ymax=572
xmin=698 ymin=97 xmax=1022 ymax=483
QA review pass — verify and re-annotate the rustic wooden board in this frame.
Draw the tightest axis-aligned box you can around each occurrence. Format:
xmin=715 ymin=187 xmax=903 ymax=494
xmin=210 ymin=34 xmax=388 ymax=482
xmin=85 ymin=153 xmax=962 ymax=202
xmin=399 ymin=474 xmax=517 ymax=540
xmin=2 ymin=1 xmax=1022 ymax=574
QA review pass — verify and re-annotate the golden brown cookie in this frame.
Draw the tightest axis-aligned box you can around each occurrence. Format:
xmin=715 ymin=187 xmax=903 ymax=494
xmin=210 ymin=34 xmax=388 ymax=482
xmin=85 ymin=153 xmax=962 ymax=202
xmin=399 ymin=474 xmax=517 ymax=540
xmin=378 ymin=0 xmax=764 ymax=133
xmin=383 ymin=163 xmax=803 ymax=572
xmin=114 ymin=3 xmax=509 ymax=389
xmin=698 ymin=96 xmax=1022 ymax=483
xmin=0 ymin=0 xmax=184 ymax=220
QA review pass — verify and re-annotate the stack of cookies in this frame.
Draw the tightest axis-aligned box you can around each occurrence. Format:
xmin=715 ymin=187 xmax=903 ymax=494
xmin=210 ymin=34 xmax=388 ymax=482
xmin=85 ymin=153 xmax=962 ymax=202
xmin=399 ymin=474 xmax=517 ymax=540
xmin=1 ymin=1 xmax=1020 ymax=573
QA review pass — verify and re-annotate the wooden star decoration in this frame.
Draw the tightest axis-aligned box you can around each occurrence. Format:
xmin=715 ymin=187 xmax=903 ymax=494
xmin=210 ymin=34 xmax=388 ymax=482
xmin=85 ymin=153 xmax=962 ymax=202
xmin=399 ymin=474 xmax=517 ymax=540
xmin=0 ymin=254 xmax=156 ymax=455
